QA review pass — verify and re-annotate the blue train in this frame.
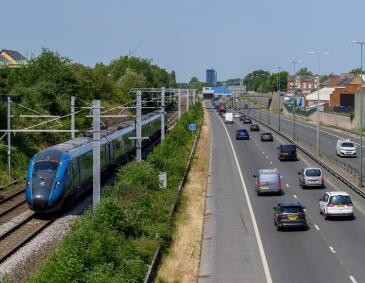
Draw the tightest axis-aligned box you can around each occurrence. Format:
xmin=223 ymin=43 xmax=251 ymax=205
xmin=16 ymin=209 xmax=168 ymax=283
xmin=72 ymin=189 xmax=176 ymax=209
xmin=25 ymin=113 xmax=162 ymax=213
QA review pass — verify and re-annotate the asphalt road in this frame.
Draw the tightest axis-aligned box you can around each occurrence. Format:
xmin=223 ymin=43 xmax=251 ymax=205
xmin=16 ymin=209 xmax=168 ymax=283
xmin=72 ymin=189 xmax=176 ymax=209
xmin=249 ymin=108 xmax=362 ymax=174
xmin=200 ymin=102 xmax=365 ymax=283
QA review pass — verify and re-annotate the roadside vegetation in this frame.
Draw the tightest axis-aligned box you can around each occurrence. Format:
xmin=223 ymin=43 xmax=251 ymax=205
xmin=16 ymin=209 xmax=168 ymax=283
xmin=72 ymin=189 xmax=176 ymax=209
xmin=157 ymin=106 xmax=210 ymax=283
xmin=26 ymin=104 xmax=203 ymax=283
xmin=0 ymin=49 xmax=176 ymax=186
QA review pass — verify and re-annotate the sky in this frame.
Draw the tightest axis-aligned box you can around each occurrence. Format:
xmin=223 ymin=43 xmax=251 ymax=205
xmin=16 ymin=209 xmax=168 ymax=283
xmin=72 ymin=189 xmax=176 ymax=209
xmin=2 ymin=0 xmax=365 ymax=82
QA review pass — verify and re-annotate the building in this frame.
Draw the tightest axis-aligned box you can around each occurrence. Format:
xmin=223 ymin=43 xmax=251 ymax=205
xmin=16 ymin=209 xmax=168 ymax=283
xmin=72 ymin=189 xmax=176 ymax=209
xmin=0 ymin=49 xmax=28 ymax=68
xmin=206 ymin=69 xmax=217 ymax=85
xmin=287 ymin=75 xmax=318 ymax=94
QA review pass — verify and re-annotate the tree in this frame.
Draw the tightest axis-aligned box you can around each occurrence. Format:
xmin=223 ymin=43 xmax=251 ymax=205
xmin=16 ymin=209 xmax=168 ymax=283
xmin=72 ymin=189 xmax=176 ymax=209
xmin=188 ymin=77 xmax=203 ymax=90
xmin=296 ymin=67 xmax=313 ymax=76
xmin=349 ymin=68 xmax=361 ymax=74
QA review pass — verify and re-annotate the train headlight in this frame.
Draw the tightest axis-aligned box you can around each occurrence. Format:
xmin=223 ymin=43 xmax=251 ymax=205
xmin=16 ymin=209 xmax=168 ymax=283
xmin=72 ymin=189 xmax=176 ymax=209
xmin=27 ymin=180 xmax=31 ymax=186
xmin=55 ymin=181 xmax=61 ymax=188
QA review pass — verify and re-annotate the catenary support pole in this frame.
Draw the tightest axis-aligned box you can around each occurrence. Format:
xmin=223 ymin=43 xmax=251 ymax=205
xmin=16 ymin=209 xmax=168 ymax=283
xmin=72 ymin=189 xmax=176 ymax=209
xmin=187 ymin=89 xmax=189 ymax=111
xmin=7 ymin=95 xmax=11 ymax=176
xmin=161 ymin=87 xmax=165 ymax=143
xmin=92 ymin=100 xmax=101 ymax=210
xmin=178 ymin=89 xmax=181 ymax=119
xmin=193 ymin=89 xmax=196 ymax=105
xmin=71 ymin=96 xmax=75 ymax=139
xmin=136 ymin=90 xmax=142 ymax=161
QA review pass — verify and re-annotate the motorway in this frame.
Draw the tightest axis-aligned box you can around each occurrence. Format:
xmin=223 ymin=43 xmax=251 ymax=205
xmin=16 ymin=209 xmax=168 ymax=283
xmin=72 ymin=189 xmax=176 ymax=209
xmin=200 ymin=102 xmax=365 ymax=283
xmin=249 ymin=108 xmax=362 ymax=174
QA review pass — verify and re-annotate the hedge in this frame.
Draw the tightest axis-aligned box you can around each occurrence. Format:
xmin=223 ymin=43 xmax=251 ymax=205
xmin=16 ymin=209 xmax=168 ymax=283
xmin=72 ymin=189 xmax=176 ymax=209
xmin=27 ymin=103 xmax=203 ymax=283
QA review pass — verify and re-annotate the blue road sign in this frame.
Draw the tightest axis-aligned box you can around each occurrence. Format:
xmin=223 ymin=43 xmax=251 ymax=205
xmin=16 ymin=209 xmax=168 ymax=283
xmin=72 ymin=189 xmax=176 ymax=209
xmin=189 ymin=123 xmax=197 ymax=132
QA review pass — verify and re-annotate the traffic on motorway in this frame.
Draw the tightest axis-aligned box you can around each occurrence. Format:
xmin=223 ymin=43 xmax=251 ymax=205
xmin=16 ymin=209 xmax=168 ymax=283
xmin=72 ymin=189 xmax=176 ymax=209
xmin=216 ymin=100 xmax=356 ymax=230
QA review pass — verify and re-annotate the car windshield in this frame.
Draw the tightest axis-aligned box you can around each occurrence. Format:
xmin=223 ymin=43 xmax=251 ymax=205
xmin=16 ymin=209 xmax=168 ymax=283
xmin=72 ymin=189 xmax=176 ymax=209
xmin=329 ymin=195 xmax=352 ymax=205
xmin=342 ymin=142 xmax=354 ymax=147
xmin=282 ymin=145 xmax=296 ymax=151
xmin=259 ymin=173 xmax=279 ymax=183
xmin=305 ymin=169 xmax=321 ymax=176
xmin=281 ymin=206 xmax=303 ymax=213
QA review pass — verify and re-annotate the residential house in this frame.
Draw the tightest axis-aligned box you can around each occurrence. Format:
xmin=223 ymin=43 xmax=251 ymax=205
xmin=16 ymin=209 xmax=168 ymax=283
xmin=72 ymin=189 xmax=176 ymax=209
xmin=287 ymin=75 xmax=319 ymax=94
xmin=0 ymin=49 xmax=28 ymax=68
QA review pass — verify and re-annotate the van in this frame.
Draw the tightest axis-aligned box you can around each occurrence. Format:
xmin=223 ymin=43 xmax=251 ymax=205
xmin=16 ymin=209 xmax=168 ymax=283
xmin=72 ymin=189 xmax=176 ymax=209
xmin=225 ymin=112 xmax=233 ymax=124
xmin=277 ymin=144 xmax=297 ymax=161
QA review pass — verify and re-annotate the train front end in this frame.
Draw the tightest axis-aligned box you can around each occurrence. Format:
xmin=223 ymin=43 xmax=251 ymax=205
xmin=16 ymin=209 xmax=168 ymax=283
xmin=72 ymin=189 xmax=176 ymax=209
xmin=25 ymin=149 xmax=69 ymax=213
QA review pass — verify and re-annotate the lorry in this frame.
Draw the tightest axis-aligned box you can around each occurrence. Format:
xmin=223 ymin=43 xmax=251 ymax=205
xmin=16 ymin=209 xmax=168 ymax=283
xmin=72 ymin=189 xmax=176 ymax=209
xmin=225 ymin=112 xmax=233 ymax=124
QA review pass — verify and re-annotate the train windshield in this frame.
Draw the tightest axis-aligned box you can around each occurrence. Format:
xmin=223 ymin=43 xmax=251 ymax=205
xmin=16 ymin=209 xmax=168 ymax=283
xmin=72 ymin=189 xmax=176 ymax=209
xmin=33 ymin=161 xmax=59 ymax=179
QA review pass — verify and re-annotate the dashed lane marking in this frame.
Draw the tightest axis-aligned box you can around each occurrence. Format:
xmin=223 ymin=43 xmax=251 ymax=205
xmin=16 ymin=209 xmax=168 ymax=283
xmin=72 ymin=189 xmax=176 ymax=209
xmin=269 ymin=161 xmax=273 ymax=164
xmin=329 ymin=246 xmax=336 ymax=254
xmin=285 ymin=184 xmax=290 ymax=188
xmin=314 ymin=224 xmax=320 ymax=231
xmin=293 ymin=194 xmax=298 ymax=199
xmin=349 ymin=275 xmax=358 ymax=283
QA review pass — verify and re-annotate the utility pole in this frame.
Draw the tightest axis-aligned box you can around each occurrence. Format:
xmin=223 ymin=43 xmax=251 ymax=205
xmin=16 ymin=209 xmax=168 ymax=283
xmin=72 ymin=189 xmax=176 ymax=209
xmin=288 ymin=60 xmax=302 ymax=140
xmin=161 ymin=87 xmax=165 ymax=143
xmin=136 ymin=90 xmax=142 ymax=161
xmin=178 ymin=89 xmax=181 ymax=119
xmin=193 ymin=89 xmax=196 ymax=105
xmin=187 ymin=89 xmax=190 ymax=111
xmin=71 ymin=96 xmax=75 ymax=139
xmin=92 ymin=100 xmax=101 ymax=210
xmin=274 ymin=66 xmax=286 ymax=131
xmin=7 ymin=95 xmax=11 ymax=176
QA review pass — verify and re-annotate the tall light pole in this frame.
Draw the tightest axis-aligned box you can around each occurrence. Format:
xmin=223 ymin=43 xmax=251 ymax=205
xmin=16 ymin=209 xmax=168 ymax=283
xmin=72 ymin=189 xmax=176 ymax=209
xmin=308 ymin=51 xmax=328 ymax=157
xmin=274 ymin=66 xmax=287 ymax=131
xmin=351 ymin=40 xmax=365 ymax=186
xmin=288 ymin=60 xmax=303 ymax=140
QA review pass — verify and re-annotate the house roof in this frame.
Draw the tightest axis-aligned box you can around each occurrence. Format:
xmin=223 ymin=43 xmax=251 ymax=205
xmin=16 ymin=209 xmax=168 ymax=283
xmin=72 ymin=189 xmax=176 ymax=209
xmin=288 ymin=75 xmax=316 ymax=82
xmin=305 ymin=87 xmax=335 ymax=101
xmin=0 ymin=49 xmax=27 ymax=61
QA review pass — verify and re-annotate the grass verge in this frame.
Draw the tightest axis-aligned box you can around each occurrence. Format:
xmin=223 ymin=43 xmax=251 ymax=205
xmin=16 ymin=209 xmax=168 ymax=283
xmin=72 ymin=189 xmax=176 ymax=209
xmin=156 ymin=107 xmax=210 ymax=283
xmin=21 ymin=104 xmax=203 ymax=283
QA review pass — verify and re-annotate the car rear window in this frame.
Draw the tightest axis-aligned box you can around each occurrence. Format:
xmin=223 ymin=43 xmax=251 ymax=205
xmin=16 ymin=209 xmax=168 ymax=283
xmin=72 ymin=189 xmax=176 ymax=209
xmin=305 ymin=169 xmax=321 ymax=176
xmin=259 ymin=173 xmax=279 ymax=183
xmin=281 ymin=206 xmax=303 ymax=213
xmin=282 ymin=145 xmax=296 ymax=151
xmin=329 ymin=195 xmax=352 ymax=205
xmin=263 ymin=133 xmax=271 ymax=135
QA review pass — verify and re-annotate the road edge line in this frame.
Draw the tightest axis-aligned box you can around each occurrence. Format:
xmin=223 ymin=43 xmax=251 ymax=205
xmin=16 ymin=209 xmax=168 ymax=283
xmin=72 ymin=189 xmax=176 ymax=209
xmin=217 ymin=114 xmax=273 ymax=283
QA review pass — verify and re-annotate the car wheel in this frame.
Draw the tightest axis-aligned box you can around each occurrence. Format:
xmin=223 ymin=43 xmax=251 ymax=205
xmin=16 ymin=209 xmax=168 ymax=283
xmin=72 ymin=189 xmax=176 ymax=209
xmin=277 ymin=225 xmax=281 ymax=231
xmin=324 ymin=212 xmax=329 ymax=220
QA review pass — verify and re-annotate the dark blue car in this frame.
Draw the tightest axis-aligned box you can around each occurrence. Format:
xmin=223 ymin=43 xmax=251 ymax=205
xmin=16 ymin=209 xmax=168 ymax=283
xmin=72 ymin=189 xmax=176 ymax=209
xmin=236 ymin=129 xmax=250 ymax=140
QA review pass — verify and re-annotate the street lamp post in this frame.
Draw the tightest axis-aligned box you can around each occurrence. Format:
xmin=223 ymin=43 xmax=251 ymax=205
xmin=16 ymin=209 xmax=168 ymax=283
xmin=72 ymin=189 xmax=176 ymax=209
xmin=274 ymin=66 xmax=286 ymax=131
xmin=288 ymin=60 xmax=303 ymax=140
xmin=351 ymin=40 xmax=365 ymax=186
xmin=308 ymin=51 xmax=328 ymax=157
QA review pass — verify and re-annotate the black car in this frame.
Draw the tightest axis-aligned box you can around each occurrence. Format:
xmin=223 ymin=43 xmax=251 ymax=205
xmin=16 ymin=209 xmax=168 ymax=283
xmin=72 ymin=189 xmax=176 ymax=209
xmin=239 ymin=115 xmax=246 ymax=121
xmin=277 ymin=144 xmax=297 ymax=161
xmin=250 ymin=124 xmax=260 ymax=131
xmin=274 ymin=201 xmax=307 ymax=231
xmin=261 ymin=132 xmax=273 ymax=141
xmin=243 ymin=118 xmax=252 ymax=124
xmin=236 ymin=129 xmax=250 ymax=140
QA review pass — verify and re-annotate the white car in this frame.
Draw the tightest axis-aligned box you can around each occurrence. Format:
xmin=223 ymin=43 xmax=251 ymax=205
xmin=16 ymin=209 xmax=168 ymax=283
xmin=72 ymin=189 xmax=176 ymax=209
xmin=336 ymin=139 xmax=356 ymax=157
xmin=234 ymin=113 xmax=240 ymax=118
xmin=319 ymin=191 xmax=354 ymax=219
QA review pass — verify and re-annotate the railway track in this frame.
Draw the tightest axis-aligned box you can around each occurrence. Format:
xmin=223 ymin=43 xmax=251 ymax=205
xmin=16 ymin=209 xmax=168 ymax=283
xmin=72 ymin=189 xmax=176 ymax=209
xmin=0 ymin=111 xmax=179 ymax=264
xmin=0 ymin=213 xmax=54 ymax=263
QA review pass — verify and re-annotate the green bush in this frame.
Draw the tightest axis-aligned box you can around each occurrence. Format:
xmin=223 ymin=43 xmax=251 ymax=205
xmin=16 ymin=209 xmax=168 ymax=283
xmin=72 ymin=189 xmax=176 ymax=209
xmin=28 ymin=103 xmax=203 ymax=283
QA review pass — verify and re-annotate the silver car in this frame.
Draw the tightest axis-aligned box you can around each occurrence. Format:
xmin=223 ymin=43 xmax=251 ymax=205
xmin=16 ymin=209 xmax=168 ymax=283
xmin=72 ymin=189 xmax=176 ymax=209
xmin=254 ymin=169 xmax=282 ymax=196
xmin=298 ymin=167 xmax=324 ymax=189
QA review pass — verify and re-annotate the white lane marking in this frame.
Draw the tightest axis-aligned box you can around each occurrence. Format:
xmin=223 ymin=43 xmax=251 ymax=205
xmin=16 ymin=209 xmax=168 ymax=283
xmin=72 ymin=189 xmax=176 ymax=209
xmin=303 ymin=208 xmax=307 ymax=212
xmin=266 ymin=156 xmax=269 ymax=159
xmin=349 ymin=275 xmax=358 ymax=283
xmin=293 ymin=194 xmax=298 ymax=199
xmin=269 ymin=161 xmax=273 ymax=164
xmin=314 ymin=224 xmax=320 ymax=231
xmin=329 ymin=246 xmax=336 ymax=254
xmin=218 ymin=115 xmax=273 ymax=283
xmin=262 ymin=151 xmax=265 ymax=154
xmin=285 ymin=184 xmax=290 ymax=188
